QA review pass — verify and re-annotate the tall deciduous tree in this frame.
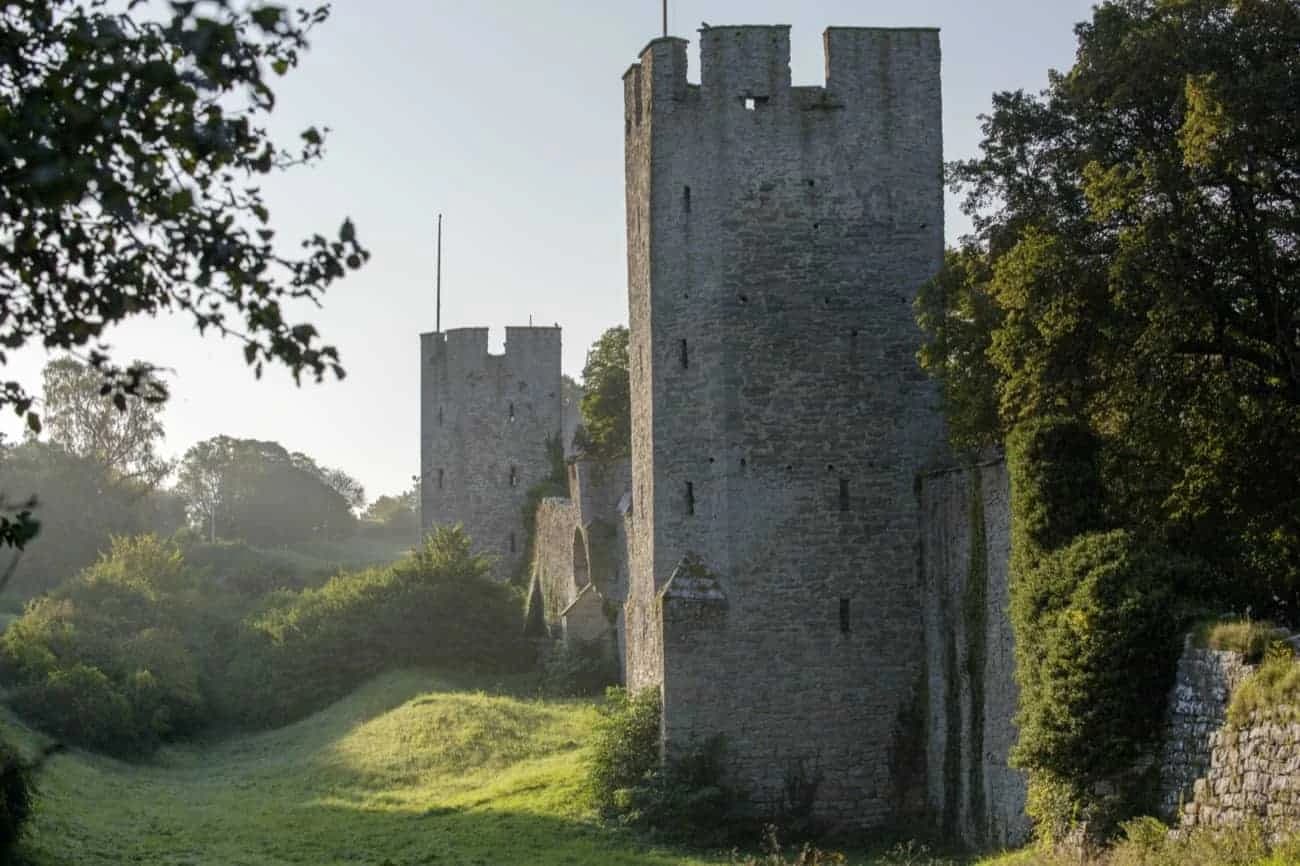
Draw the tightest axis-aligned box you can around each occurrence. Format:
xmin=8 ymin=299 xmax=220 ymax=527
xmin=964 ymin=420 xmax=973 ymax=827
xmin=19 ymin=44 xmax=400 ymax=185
xmin=917 ymin=0 xmax=1300 ymax=608
xmin=176 ymin=436 xmax=356 ymax=546
xmin=579 ymin=327 xmax=631 ymax=460
xmin=41 ymin=358 xmax=171 ymax=486
xmin=0 ymin=0 xmax=368 ymax=555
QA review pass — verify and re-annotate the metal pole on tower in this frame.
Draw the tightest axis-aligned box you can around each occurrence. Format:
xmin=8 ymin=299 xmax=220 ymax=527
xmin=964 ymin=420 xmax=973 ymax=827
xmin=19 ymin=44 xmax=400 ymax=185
xmin=662 ymin=0 xmax=667 ymax=37
xmin=435 ymin=214 xmax=443 ymax=333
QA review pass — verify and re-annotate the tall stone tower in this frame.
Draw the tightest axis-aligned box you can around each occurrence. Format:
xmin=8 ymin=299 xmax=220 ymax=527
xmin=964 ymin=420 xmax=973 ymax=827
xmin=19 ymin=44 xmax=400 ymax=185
xmin=622 ymin=26 xmax=945 ymax=826
xmin=420 ymin=326 xmax=563 ymax=578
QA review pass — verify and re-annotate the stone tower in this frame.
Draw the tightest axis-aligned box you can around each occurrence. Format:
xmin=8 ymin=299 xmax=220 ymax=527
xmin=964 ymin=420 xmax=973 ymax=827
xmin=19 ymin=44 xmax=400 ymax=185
xmin=420 ymin=326 xmax=563 ymax=578
xmin=622 ymin=26 xmax=945 ymax=826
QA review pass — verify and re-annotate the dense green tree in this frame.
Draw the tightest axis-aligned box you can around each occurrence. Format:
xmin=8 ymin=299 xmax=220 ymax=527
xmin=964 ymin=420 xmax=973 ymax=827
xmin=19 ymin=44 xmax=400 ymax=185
xmin=917 ymin=0 xmax=1300 ymax=610
xmin=41 ymin=358 xmax=172 ymax=486
xmin=361 ymin=485 xmax=418 ymax=540
xmin=175 ymin=436 xmax=355 ymax=546
xmin=579 ymin=327 xmax=631 ymax=460
xmin=0 ymin=0 xmax=367 ymax=554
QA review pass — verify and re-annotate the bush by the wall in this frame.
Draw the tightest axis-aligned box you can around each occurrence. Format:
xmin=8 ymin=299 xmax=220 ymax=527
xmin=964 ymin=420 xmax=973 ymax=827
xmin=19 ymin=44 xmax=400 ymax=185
xmin=586 ymin=687 xmax=662 ymax=815
xmin=0 ymin=737 xmax=33 ymax=861
xmin=586 ymin=686 xmax=746 ymax=845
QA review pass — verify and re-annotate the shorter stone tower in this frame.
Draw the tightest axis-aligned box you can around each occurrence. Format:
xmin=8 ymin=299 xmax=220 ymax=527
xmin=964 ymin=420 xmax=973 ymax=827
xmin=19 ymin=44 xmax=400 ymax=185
xmin=420 ymin=326 xmax=563 ymax=578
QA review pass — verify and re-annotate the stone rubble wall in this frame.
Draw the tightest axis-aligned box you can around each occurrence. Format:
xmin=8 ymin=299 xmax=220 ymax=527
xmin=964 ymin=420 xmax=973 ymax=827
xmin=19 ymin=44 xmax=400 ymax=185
xmin=1158 ymin=643 xmax=1256 ymax=820
xmin=1180 ymin=714 xmax=1300 ymax=836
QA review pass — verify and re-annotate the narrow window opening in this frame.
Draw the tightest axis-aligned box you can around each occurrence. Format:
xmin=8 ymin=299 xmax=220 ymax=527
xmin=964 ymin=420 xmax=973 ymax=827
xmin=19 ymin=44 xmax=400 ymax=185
xmin=509 ymin=533 xmax=517 ymax=554
xmin=744 ymin=97 xmax=757 ymax=111
xmin=839 ymin=479 xmax=851 ymax=512
xmin=738 ymin=294 xmax=749 ymax=304
xmin=438 ymin=406 xmax=444 ymax=426
xmin=839 ymin=599 xmax=852 ymax=634
xmin=683 ymin=185 xmax=691 ymax=212
xmin=437 ymin=468 xmax=445 ymax=490
xmin=508 ymin=401 xmax=516 ymax=422
xmin=680 ymin=339 xmax=689 ymax=369
xmin=509 ymin=466 xmax=519 ymax=488
xmin=686 ymin=481 xmax=695 ymax=516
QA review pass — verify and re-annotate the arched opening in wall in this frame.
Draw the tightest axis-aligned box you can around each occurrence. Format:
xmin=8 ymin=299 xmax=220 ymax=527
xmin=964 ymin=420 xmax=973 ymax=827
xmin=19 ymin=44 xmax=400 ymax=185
xmin=573 ymin=527 xmax=590 ymax=589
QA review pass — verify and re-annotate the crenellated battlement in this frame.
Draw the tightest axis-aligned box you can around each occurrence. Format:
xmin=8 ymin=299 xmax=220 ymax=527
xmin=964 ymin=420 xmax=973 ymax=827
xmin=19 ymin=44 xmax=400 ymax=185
xmin=624 ymin=25 xmax=940 ymax=127
xmin=422 ymin=326 xmax=561 ymax=377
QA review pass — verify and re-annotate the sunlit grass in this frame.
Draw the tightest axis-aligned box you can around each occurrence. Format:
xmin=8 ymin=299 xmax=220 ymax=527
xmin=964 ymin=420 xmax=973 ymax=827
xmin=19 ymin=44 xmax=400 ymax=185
xmin=3 ymin=669 xmax=719 ymax=865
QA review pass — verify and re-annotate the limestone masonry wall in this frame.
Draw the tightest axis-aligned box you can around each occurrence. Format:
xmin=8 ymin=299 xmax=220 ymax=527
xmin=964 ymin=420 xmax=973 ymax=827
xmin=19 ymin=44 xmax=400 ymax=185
xmin=1155 ymin=641 xmax=1300 ymax=837
xmin=1159 ymin=643 xmax=1256 ymax=820
xmin=527 ymin=457 xmax=632 ymax=648
xmin=420 ymin=326 xmax=563 ymax=579
xmin=920 ymin=459 xmax=1029 ymax=849
xmin=1179 ymin=714 xmax=1300 ymax=836
xmin=623 ymin=25 xmax=946 ymax=827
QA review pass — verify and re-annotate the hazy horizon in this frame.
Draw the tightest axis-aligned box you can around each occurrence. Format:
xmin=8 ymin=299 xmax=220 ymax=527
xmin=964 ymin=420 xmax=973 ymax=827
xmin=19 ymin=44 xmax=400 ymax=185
xmin=0 ymin=0 xmax=1096 ymax=502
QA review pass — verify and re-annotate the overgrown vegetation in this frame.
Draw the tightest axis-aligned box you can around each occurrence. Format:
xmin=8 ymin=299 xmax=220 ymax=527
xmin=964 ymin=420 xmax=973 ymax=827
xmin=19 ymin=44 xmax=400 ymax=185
xmin=1007 ymin=421 xmax=1198 ymax=844
xmin=586 ymin=687 xmax=745 ymax=846
xmin=0 ymin=527 xmax=530 ymax=751
xmin=0 ymin=535 xmax=222 ymax=754
xmin=225 ymin=525 xmax=532 ymax=728
xmin=1226 ymin=643 xmax=1300 ymax=728
xmin=972 ymin=818 xmax=1300 ymax=866
xmin=1196 ymin=619 xmax=1289 ymax=664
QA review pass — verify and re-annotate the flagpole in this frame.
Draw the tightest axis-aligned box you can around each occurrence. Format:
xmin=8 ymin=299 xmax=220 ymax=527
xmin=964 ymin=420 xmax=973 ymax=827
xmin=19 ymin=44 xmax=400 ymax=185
xmin=435 ymin=214 xmax=443 ymax=333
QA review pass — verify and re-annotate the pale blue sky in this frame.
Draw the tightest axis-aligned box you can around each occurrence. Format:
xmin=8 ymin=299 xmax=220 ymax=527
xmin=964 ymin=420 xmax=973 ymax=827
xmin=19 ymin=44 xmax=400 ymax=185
xmin=4 ymin=0 xmax=1097 ymax=502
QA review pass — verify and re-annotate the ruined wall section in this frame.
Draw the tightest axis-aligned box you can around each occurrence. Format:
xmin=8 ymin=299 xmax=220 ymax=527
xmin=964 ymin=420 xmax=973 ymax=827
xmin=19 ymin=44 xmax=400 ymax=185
xmin=624 ymin=26 xmax=946 ymax=825
xmin=920 ymin=458 xmax=1029 ymax=849
xmin=528 ymin=457 xmax=632 ymax=644
xmin=420 ymin=326 xmax=563 ymax=579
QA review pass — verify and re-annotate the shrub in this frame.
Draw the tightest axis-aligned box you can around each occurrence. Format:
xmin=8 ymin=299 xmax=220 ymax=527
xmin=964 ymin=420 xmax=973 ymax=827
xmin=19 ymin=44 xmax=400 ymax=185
xmin=1226 ymin=642 xmax=1300 ymax=727
xmin=0 ymin=737 xmax=33 ymax=860
xmin=586 ymin=686 xmax=746 ymax=844
xmin=222 ymin=525 xmax=533 ymax=728
xmin=16 ymin=663 xmax=140 ymax=752
xmin=540 ymin=638 xmax=620 ymax=697
xmin=586 ymin=686 xmax=662 ymax=814
xmin=0 ymin=535 xmax=221 ymax=754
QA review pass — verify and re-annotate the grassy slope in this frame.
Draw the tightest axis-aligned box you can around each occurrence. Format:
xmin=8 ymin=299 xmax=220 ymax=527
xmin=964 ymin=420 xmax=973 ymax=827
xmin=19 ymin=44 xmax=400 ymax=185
xmin=5 ymin=670 xmax=713 ymax=866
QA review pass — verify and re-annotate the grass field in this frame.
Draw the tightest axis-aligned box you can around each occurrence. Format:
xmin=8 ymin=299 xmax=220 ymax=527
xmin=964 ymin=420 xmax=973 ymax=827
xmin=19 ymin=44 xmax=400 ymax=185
xmin=1 ymin=668 xmax=1037 ymax=866
xmin=2 ymin=670 xmax=733 ymax=866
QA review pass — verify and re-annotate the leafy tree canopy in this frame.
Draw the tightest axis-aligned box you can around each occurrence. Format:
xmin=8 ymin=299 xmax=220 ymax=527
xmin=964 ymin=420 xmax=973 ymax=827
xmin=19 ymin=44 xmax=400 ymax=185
xmin=175 ymin=436 xmax=357 ymax=546
xmin=917 ymin=0 xmax=1300 ymax=609
xmin=578 ymin=327 xmax=630 ymax=460
xmin=42 ymin=357 xmax=172 ymax=486
xmin=0 ymin=0 xmax=367 ymax=551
